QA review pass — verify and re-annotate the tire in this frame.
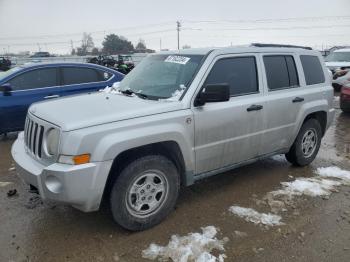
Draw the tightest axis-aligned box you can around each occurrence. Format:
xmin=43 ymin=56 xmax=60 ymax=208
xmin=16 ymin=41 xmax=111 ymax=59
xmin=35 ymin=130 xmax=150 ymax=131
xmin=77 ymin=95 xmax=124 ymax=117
xmin=110 ymin=155 xmax=180 ymax=231
xmin=285 ymin=119 xmax=322 ymax=166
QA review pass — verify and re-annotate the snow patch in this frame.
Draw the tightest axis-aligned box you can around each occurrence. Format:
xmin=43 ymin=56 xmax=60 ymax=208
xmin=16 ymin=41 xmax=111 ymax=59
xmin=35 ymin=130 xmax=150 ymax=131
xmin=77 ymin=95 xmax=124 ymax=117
xmin=142 ymin=226 xmax=228 ymax=262
xmin=270 ymin=154 xmax=286 ymax=162
xmin=100 ymin=82 xmax=121 ymax=94
xmin=0 ymin=182 xmax=13 ymax=187
xmin=228 ymin=206 xmax=284 ymax=226
xmin=316 ymin=166 xmax=350 ymax=184
xmin=8 ymin=167 xmax=15 ymax=171
xmin=160 ymin=84 xmax=186 ymax=102
xmin=270 ymin=177 xmax=341 ymax=198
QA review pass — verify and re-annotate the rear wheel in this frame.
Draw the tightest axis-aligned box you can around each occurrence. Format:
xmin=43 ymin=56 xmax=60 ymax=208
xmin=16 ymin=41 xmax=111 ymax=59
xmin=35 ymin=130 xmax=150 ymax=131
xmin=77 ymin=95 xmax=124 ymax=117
xmin=285 ymin=119 xmax=322 ymax=166
xmin=110 ymin=155 xmax=180 ymax=231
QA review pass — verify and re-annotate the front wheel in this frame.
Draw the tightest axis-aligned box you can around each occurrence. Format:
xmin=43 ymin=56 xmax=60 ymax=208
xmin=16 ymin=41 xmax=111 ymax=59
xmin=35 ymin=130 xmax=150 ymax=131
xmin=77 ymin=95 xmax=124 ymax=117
xmin=110 ymin=155 xmax=180 ymax=231
xmin=285 ymin=119 xmax=322 ymax=166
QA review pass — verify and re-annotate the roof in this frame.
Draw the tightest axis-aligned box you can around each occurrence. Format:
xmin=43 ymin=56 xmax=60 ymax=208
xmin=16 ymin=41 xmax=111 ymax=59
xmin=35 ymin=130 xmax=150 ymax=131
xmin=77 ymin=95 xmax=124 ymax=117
xmin=158 ymin=45 xmax=319 ymax=56
xmin=18 ymin=62 xmax=116 ymax=71
xmin=334 ymin=48 xmax=350 ymax=52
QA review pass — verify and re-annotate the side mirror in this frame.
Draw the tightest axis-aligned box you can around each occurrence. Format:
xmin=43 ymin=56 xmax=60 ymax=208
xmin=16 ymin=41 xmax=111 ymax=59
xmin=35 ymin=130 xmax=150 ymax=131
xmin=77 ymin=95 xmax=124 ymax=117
xmin=195 ymin=83 xmax=230 ymax=106
xmin=0 ymin=83 xmax=12 ymax=96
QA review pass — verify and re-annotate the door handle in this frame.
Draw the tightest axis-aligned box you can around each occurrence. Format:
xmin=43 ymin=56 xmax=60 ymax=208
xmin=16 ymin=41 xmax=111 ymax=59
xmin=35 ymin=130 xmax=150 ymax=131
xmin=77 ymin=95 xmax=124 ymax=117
xmin=247 ymin=104 xmax=263 ymax=112
xmin=292 ymin=97 xmax=304 ymax=103
xmin=44 ymin=95 xmax=60 ymax=99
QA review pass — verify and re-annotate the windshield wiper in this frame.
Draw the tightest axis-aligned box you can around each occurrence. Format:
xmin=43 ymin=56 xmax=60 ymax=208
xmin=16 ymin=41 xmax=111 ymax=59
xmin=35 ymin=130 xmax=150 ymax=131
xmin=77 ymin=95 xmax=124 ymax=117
xmin=120 ymin=89 xmax=149 ymax=99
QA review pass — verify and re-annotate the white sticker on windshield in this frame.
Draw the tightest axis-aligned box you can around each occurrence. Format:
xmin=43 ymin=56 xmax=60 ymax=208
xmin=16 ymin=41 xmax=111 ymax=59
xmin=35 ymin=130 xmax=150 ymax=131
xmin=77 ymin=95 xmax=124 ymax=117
xmin=164 ymin=55 xmax=190 ymax=65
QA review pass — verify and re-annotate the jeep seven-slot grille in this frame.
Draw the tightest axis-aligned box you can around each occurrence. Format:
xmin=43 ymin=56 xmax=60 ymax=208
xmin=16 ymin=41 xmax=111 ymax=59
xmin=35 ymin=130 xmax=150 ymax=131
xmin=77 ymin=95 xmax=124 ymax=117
xmin=24 ymin=117 xmax=45 ymax=158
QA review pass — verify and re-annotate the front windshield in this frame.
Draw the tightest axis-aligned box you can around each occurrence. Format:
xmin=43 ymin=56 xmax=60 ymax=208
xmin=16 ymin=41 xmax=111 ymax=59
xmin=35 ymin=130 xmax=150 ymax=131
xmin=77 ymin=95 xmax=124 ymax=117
xmin=0 ymin=67 xmax=21 ymax=82
xmin=119 ymin=54 xmax=204 ymax=99
xmin=325 ymin=52 xmax=350 ymax=62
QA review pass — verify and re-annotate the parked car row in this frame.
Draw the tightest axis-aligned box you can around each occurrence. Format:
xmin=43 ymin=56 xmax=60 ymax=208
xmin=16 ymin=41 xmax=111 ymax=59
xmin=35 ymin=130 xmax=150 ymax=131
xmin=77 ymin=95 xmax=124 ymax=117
xmin=324 ymin=48 xmax=350 ymax=113
xmin=87 ymin=55 xmax=135 ymax=74
xmin=0 ymin=62 xmax=124 ymax=134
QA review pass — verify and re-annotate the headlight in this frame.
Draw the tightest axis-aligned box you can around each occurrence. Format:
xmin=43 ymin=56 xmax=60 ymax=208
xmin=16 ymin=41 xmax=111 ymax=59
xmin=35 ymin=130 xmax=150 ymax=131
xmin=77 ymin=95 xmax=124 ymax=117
xmin=46 ymin=128 xmax=60 ymax=155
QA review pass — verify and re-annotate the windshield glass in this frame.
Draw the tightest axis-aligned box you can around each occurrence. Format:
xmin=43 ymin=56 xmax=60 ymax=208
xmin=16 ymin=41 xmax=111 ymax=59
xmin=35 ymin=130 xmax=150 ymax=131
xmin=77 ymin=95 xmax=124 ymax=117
xmin=0 ymin=67 xmax=22 ymax=82
xmin=118 ymin=54 xmax=204 ymax=99
xmin=325 ymin=52 xmax=350 ymax=62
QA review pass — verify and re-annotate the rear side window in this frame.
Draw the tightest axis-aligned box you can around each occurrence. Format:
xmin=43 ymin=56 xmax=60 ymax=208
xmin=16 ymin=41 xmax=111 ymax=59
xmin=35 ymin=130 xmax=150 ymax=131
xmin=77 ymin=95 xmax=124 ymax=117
xmin=204 ymin=56 xmax=258 ymax=96
xmin=9 ymin=68 xmax=58 ymax=91
xmin=263 ymin=55 xmax=299 ymax=90
xmin=62 ymin=67 xmax=101 ymax=85
xmin=300 ymin=55 xmax=325 ymax=85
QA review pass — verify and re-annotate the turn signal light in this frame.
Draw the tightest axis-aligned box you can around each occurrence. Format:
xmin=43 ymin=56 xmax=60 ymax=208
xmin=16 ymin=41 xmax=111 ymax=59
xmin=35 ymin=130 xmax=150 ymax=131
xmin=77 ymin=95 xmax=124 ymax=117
xmin=73 ymin=154 xmax=91 ymax=165
xmin=58 ymin=154 xmax=91 ymax=165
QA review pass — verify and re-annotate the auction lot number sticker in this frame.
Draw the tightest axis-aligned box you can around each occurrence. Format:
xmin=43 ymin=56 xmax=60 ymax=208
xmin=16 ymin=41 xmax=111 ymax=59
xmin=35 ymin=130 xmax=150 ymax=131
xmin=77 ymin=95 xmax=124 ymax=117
xmin=165 ymin=55 xmax=190 ymax=65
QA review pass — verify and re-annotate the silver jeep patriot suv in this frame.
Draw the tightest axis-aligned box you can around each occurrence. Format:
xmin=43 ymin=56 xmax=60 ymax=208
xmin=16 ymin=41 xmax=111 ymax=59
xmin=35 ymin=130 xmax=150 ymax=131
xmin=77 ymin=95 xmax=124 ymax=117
xmin=12 ymin=44 xmax=335 ymax=231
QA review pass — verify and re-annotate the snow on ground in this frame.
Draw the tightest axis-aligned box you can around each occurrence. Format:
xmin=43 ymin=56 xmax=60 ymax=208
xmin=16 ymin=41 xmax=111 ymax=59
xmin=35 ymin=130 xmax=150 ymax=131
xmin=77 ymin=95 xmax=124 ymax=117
xmin=270 ymin=177 xmax=342 ymax=198
xmin=316 ymin=166 xmax=350 ymax=184
xmin=142 ymin=226 xmax=228 ymax=262
xmin=8 ymin=167 xmax=15 ymax=171
xmin=0 ymin=181 xmax=13 ymax=187
xmin=228 ymin=206 xmax=284 ymax=226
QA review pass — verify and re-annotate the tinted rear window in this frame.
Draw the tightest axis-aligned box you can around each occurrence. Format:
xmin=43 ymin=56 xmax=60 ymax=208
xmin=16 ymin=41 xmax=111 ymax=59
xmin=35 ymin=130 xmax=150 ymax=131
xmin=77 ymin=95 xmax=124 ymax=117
xmin=263 ymin=55 xmax=299 ymax=90
xmin=300 ymin=55 xmax=325 ymax=85
xmin=62 ymin=67 xmax=101 ymax=85
xmin=204 ymin=56 xmax=258 ymax=96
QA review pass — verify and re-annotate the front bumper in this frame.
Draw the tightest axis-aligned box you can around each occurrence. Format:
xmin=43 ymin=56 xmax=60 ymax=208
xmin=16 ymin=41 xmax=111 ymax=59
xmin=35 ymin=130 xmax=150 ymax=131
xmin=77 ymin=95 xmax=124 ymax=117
xmin=11 ymin=132 xmax=113 ymax=212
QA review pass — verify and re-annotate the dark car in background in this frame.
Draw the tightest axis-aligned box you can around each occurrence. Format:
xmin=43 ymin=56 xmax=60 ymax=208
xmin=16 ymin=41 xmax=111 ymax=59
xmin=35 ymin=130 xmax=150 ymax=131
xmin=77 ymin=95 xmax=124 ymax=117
xmin=0 ymin=57 xmax=11 ymax=71
xmin=30 ymin=52 xmax=52 ymax=58
xmin=0 ymin=62 xmax=124 ymax=134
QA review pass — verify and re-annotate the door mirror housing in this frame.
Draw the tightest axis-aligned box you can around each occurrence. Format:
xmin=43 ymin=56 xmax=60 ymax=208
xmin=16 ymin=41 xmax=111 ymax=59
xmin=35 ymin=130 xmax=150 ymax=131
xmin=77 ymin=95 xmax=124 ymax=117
xmin=0 ymin=83 xmax=12 ymax=96
xmin=195 ymin=83 xmax=230 ymax=106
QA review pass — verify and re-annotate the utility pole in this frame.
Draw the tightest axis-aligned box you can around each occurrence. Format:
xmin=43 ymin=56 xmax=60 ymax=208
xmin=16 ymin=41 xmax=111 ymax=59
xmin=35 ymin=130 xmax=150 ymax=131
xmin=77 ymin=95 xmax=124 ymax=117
xmin=70 ymin=40 xmax=74 ymax=54
xmin=176 ymin=21 xmax=181 ymax=50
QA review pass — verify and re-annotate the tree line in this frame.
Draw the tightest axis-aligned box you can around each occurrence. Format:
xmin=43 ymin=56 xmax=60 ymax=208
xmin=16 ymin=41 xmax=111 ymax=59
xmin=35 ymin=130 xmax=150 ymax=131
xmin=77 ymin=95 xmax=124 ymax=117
xmin=72 ymin=33 xmax=153 ymax=56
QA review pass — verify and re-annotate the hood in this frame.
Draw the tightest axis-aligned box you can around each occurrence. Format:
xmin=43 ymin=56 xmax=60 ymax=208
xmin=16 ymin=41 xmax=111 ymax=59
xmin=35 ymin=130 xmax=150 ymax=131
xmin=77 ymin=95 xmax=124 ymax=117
xmin=29 ymin=92 xmax=184 ymax=131
xmin=325 ymin=61 xmax=350 ymax=69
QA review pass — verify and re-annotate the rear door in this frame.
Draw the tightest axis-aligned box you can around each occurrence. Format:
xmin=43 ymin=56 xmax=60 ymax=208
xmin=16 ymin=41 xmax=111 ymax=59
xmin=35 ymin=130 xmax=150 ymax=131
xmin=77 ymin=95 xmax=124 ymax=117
xmin=259 ymin=54 xmax=305 ymax=154
xmin=0 ymin=67 xmax=60 ymax=132
xmin=59 ymin=66 xmax=113 ymax=96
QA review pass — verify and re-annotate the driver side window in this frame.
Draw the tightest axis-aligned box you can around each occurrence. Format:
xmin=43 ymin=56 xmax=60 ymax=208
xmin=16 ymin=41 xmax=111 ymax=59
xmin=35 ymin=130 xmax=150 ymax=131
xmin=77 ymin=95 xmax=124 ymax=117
xmin=204 ymin=56 xmax=259 ymax=97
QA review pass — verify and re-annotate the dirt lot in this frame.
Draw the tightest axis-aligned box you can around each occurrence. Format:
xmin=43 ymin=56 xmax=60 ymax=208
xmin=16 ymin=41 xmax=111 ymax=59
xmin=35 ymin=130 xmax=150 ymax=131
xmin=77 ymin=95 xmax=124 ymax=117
xmin=1 ymin=98 xmax=350 ymax=262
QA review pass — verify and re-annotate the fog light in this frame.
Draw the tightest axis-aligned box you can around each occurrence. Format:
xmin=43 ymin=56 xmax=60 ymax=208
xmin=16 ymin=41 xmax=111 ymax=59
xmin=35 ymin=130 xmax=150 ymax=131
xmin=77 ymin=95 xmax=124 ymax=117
xmin=45 ymin=175 xmax=62 ymax=194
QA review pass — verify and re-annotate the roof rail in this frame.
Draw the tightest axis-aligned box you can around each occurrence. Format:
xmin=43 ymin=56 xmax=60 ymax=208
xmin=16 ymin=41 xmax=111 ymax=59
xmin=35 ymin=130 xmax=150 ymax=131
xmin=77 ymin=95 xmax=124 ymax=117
xmin=250 ymin=43 xmax=312 ymax=50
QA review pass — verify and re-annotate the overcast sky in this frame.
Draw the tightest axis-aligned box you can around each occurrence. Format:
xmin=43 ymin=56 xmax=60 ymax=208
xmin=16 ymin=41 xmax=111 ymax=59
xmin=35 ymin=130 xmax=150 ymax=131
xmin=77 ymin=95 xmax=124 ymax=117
xmin=1 ymin=0 xmax=350 ymax=54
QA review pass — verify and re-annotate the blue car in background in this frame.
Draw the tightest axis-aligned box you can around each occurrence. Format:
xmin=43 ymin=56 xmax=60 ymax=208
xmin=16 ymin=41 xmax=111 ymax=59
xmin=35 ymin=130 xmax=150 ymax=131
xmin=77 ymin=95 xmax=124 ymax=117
xmin=0 ymin=62 xmax=124 ymax=134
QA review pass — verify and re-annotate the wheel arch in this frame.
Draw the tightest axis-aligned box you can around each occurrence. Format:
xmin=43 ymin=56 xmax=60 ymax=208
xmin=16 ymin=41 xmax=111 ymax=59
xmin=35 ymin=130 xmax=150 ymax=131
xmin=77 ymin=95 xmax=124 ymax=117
xmin=102 ymin=141 xmax=189 ymax=202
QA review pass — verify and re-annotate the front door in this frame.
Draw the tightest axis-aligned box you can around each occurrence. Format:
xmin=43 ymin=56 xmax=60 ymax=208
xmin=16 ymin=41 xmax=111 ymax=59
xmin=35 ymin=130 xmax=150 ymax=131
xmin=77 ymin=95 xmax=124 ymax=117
xmin=193 ymin=54 xmax=266 ymax=174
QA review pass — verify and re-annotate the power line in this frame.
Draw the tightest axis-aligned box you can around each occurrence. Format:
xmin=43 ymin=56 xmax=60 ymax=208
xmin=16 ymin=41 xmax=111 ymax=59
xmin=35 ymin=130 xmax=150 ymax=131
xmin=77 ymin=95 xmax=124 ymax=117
xmin=199 ymin=24 xmax=350 ymax=31
xmin=183 ymin=15 xmax=350 ymax=24
xmin=0 ymin=21 xmax=175 ymax=41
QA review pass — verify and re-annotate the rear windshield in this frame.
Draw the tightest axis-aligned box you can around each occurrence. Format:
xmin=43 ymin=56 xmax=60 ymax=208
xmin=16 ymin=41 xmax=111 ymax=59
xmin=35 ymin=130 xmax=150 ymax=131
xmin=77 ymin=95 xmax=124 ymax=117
xmin=0 ymin=67 xmax=22 ymax=82
xmin=119 ymin=54 xmax=204 ymax=99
